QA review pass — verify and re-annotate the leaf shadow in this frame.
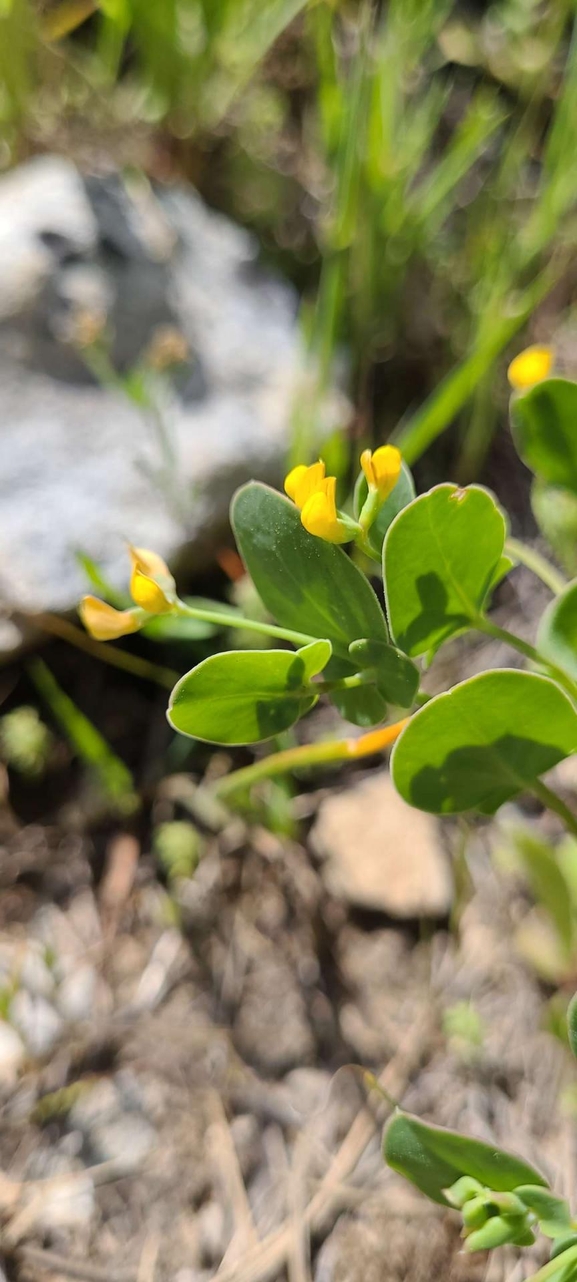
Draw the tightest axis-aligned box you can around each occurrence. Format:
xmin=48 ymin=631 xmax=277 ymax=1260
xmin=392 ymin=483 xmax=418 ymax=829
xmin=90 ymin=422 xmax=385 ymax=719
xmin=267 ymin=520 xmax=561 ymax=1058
xmin=396 ymin=572 xmax=468 ymax=654
xmin=407 ymin=732 xmax=569 ymax=813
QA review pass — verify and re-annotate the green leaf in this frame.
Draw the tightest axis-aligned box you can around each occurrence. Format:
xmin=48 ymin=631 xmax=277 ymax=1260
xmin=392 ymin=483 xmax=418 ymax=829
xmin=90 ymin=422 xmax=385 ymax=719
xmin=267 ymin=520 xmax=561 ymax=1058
xmin=532 ymin=482 xmax=577 ymax=577
xmin=529 ymin=1245 xmax=577 ymax=1282
xmin=515 ymin=1187 xmax=573 ymax=1239
xmin=232 ymin=483 xmax=388 ymax=659
xmin=538 ymin=581 xmax=577 ymax=684
xmin=511 ymin=379 xmax=577 ymax=493
xmin=383 ymin=1110 xmax=547 ymax=1207
xmin=391 ymin=670 xmax=577 ymax=815
xmin=28 ymin=659 xmax=137 ymax=814
xmin=323 ymin=654 xmax=388 ymax=727
xmin=167 ymin=640 xmax=331 ymax=745
xmin=353 ymin=460 xmax=416 ymax=554
xmin=552 ymin=1236 xmax=577 ymax=1261
xmin=510 ymin=828 xmax=574 ymax=955
xmin=348 ymin=638 xmax=419 ymax=707
xmin=321 ymin=656 xmax=384 ymax=728
xmin=485 ymin=554 xmax=514 ymax=603
xmin=383 ymin=484 xmax=506 ymax=658
xmin=567 ymin=991 xmax=577 ymax=1060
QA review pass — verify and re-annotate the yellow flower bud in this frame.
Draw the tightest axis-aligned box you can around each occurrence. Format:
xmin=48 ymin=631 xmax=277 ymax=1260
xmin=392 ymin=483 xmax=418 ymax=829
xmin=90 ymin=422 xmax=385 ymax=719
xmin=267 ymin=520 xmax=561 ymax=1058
xmin=130 ymin=571 xmax=172 ymax=614
xmin=300 ymin=477 xmax=351 ymax=544
xmin=360 ymin=444 xmax=402 ymax=499
xmin=507 ymin=345 xmax=553 ymax=391
xmin=284 ymin=461 xmax=326 ymax=510
xmin=79 ymin=596 xmax=143 ymax=641
xmin=128 ymin=545 xmax=175 ymax=612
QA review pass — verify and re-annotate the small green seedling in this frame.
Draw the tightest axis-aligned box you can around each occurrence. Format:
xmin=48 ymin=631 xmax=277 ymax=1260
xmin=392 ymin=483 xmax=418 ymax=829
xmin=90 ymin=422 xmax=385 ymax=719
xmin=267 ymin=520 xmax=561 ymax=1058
xmin=77 ymin=344 xmax=577 ymax=1278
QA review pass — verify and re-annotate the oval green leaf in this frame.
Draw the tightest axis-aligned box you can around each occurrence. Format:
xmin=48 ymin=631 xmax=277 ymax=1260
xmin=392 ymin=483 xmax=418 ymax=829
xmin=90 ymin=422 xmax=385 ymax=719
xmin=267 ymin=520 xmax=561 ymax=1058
xmin=532 ymin=481 xmax=577 ymax=577
xmin=391 ymin=669 xmax=577 ymax=815
xmin=511 ymin=379 xmax=577 ymax=493
xmin=538 ymin=580 xmax=577 ymax=683
xmin=167 ymin=639 xmax=331 ymax=745
xmin=383 ymin=484 xmax=507 ymax=658
xmin=383 ymin=1111 xmax=546 ymax=1207
xmin=232 ymin=483 xmax=388 ymax=660
xmin=353 ymin=460 xmax=416 ymax=554
xmin=348 ymin=638 xmax=419 ymax=708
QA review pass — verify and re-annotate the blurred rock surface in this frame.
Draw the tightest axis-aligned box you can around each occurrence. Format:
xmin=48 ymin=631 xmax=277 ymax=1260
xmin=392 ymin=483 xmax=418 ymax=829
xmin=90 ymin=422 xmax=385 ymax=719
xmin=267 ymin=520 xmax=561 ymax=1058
xmin=0 ymin=156 xmax=344 ymax=654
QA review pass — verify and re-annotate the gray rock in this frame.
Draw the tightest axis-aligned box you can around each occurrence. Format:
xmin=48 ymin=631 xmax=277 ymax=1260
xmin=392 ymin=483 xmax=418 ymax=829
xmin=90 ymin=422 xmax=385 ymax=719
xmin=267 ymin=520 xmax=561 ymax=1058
xmin=311 ymin=771 xmax=453 ymax=918
xmin=0 ymin=158 xmax=344 ymax=653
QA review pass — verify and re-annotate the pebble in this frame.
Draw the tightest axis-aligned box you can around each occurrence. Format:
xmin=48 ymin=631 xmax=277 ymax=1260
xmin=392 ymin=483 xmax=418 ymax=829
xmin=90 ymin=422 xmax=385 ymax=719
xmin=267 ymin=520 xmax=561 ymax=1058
xmin=56 ymin=965 xmax=97 ymax=1022
xmin=311 ymin=770 xmax=453 ymax=918
xmin=0 ymin=1020 xmax=25 ymax=1087
xmin=10 ymin=991 xmax=63 ymax=1057
xmin=89 ymin=1113 xmax=156 ymax=1168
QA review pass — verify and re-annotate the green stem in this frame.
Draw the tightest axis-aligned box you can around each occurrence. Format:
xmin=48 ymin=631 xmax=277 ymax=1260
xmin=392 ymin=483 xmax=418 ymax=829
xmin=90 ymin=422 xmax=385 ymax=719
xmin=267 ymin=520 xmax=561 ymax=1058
xmin=214 ymin=717 xmax=410 ymax=800
xmin=175 ymin=600 xmax=317 ymax=649
xmin=475 ymin=617 xmax=577 ymax=701
xmin=215 ymin=739 xmax=359 ymax=799
xmin=315 ymin=671 xmax=374 ymax=694
xmin=530 ymin=778 xmax=577 ymax=838
xmin=506 ymin=537 xmax=567 ymax=596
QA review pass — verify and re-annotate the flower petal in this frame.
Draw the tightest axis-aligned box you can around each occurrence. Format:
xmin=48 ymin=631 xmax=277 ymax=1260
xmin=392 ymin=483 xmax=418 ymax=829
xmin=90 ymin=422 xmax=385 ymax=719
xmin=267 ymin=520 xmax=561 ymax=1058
xmin=128 ymin=545 xmax=176 ymax=606
xmin=508 ymin=346 xmax=553 ymax=391
xmin=284 ymin=460 xmax=326 ymax=509
xmin=79 ymin=597 xmax=143 ymax=641
xmin=131 ymin=570 xmax=173 ymax=614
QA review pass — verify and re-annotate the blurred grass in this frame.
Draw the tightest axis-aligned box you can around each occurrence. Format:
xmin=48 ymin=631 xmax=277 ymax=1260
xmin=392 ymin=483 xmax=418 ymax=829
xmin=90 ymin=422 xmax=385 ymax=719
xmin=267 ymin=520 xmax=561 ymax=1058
xmin=2 ymin=0 xmax=577 ymax=477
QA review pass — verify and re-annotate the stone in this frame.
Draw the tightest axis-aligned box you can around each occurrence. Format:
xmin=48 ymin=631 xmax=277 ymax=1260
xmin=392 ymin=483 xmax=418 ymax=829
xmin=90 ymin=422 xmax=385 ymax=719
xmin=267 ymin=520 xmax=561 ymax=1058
xmin=310 ymin=770 xmax=453 ymax=918
xmin=9 ymin=991 xmax=63 ymax=1057
xmin=0 ymin=1020 xmax=25 ymax=1087
xmin=0 ymin=158 xmax=344 ymax=654
xmin=233 ymin=956 xmax=315 ymax=1075
xmin=56 ymin=965 xmax=97 ymax=1022
xmin=88 ymin=1113 xmax=156 ymax=1168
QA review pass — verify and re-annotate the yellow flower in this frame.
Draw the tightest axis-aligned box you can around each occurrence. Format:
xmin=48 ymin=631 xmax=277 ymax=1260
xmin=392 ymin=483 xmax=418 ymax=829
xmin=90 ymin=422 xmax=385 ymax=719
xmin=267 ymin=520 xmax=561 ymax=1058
xmin=360 ymin=445 xmax=402 ymax=499
xmin=145 ymin=325 xmax=189 ymax=372
xmin=507 ymin=345 xmax=553 ymax=392
xmin=128 ymin=546 xmax=176 ymax=614
xmin=284 ymin=461 xmax=326 ymax=509
xmin=300 ymin=476 xmax=352 ymax=544
xmin=80 ymin=546 xmax=176 ymax=641
xmin=79 ymin=597 xmax=144 ymax=641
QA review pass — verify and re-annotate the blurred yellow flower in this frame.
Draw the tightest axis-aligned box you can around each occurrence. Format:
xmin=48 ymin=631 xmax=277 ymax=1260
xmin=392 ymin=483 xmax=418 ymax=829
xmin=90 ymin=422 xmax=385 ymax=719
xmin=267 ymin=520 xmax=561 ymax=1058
xmin=360 ymin=445 xmax=402 ymax=499
xmin=80 ymin=546 xmax=176 ymax=641
xmin=145 ymin=326 xmax=189 ymax=372
xmin=507 ymin=346 xmax=553 ymax=392
xmin=128 ymin=546 xmax=175 ymax=614
xmin=79 ymin=597 xmax=143 ymax=641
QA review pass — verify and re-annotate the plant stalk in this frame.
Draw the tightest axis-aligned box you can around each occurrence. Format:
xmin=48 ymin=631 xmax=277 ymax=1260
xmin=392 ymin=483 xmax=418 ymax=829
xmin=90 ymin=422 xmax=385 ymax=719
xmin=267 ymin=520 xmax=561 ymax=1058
xmin=175 ymin=600 xmax=317 ymax=649
xmin=214 ymin=718 xmax=410 ymax=799
xmin=475 ymin=618 xmax=577 ymax=701
xmin=530 ymin=778 xmax=577 ymax=838
xmin=506 ymin=537 xmax=567 ymax=596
